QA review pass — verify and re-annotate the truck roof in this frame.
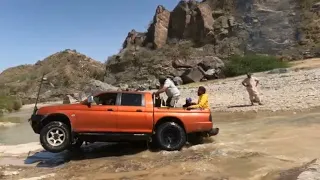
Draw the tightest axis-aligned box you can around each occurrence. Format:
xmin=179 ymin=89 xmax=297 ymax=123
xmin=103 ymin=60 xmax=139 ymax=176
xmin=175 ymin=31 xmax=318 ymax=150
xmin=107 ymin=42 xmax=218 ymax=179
xmin=94 ymin=91 xmax=152 ymax=96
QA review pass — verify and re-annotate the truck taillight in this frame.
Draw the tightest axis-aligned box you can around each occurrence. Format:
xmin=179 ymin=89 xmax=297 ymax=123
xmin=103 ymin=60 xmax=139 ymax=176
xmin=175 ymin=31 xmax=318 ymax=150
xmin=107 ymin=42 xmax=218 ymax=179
xmin=209 ymin=113 xmax=212 ymax=122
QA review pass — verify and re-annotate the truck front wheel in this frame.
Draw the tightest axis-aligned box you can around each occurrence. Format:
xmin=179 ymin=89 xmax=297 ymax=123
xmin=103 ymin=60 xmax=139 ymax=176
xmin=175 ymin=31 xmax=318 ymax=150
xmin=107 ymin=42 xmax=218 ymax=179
xmin=156 ymin=122 xmax=186 ymax=151
xmin=40 ymin=121 xmax=71 ymax=153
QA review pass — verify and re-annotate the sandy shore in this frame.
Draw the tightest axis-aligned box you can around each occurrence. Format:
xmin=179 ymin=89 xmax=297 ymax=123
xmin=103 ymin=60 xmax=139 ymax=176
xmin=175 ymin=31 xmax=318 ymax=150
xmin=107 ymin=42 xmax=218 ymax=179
xmin=177 ymin=66 xmax=320 ymax=112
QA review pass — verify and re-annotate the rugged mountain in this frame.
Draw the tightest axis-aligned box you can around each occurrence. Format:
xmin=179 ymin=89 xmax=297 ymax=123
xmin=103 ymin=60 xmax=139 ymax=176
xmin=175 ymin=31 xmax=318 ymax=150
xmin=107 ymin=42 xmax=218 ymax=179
xmin=105 ymin=0 xmax=320 ymax=88
xmin=0 ymin=49 xmax=115 ymax=103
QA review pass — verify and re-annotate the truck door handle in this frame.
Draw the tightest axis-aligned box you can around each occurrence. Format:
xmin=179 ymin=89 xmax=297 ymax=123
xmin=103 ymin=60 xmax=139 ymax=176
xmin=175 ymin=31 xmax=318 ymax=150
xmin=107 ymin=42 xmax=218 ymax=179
xmin=107 ymin=109 xmax=113 ymax=111
xmin=136 ymin=109 xmax=142 ymax=112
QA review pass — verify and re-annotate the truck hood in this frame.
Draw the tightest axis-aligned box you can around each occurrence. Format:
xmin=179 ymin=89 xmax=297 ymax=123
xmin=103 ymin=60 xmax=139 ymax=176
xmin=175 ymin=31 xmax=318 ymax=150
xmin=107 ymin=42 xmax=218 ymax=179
xmin=37 ymin=103 xmax=83 ymax=115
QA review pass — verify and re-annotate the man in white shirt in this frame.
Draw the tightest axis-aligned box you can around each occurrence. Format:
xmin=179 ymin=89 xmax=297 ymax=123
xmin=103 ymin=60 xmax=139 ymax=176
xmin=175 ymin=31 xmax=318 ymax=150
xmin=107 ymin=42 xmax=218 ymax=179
xmin=154 ymin=76 xmax=180 ymax=107
xmin=242 ymin=72 xmax=262 ymax=106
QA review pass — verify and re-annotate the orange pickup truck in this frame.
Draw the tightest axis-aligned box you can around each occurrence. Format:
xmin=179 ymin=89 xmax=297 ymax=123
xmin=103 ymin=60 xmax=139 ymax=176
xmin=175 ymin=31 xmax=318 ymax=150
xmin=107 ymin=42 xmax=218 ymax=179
xmin=29 ymin=91 xmax=219 ymax=153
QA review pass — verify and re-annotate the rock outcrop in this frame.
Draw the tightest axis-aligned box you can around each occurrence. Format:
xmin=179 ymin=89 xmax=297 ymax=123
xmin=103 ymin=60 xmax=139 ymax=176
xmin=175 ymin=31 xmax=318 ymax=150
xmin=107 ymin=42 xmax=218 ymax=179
xmin=146 ymin=5 xmax=171 ymax=49
xmin=104 ymin=0 xmax=319 ymax=88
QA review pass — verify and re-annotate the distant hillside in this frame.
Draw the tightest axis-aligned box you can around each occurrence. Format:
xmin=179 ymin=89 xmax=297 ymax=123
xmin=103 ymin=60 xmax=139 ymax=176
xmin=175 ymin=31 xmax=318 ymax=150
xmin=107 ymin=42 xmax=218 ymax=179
xmin=0 ymin=49 xmax=109 ymax=104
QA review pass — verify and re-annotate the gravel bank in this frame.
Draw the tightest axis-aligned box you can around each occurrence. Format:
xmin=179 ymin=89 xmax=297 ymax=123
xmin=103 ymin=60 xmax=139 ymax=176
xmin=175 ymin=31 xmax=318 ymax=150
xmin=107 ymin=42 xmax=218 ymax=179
xmin=176 ymin=67 xmax=320 ymax=112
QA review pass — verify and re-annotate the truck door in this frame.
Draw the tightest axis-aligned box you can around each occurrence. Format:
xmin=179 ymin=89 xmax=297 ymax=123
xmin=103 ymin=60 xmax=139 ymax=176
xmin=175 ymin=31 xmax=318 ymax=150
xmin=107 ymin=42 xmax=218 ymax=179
xmin=117 ymin=92 xmax=153 ymax=133
xmin=73 ymin=92 xmax=119 ymax=132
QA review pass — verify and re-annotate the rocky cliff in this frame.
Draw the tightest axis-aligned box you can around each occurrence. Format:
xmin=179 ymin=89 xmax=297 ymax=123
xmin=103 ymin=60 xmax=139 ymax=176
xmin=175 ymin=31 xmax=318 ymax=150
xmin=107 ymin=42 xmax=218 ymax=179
xmin=105 ymin=0 xmax=320 ymax=88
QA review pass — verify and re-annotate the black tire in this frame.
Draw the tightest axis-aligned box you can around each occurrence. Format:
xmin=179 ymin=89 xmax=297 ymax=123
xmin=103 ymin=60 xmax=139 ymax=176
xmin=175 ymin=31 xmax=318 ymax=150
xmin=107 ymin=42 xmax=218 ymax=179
xmin=156 ymin=122 xmax=186 ymax=151
xmin=40 ymin=121 xmax=71 ymax=153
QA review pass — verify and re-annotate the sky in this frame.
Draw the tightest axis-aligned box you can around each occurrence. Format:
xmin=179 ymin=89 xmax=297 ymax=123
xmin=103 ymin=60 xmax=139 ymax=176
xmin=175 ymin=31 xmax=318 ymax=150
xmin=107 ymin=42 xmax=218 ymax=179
xmin=0 ymin=0 xmax=180 ymax=72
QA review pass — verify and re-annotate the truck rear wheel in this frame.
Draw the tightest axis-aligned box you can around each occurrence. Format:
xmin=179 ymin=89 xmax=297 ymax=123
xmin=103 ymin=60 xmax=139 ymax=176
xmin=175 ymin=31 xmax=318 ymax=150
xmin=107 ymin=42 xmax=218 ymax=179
xmin=40 ymin=121 xmax=71 ymax=153
xmin=156 ymin=122 xmax=186 ymax=151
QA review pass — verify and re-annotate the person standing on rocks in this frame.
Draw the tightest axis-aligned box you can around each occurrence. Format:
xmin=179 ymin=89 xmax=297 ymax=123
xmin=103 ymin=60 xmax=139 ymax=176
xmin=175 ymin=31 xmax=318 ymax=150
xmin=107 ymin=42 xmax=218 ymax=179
xmin=242 ymin=73 xmax=263 ymax=106
xmin=154 ymin=76 xmax=180 ymax=107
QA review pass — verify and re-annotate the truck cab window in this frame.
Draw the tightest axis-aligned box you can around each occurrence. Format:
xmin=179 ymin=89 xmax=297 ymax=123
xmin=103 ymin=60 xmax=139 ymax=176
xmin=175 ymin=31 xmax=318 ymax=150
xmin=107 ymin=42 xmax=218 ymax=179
xmin=121 ymin=93 xmax=143 ymax=106
xmin=94 ymin=93 xmax=118 ymax=106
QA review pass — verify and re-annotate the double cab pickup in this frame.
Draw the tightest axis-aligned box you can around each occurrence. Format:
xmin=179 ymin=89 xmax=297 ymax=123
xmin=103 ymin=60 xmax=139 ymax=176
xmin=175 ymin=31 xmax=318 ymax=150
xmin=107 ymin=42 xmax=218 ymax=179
xmin=29 ymin=91 xmax=219 ymax=153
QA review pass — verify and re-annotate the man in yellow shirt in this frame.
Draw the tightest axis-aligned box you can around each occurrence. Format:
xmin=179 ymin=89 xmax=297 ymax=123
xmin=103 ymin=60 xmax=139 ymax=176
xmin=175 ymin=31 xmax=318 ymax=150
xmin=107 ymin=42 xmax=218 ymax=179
xmin=187 ymin=86 xmax=209 ymax=110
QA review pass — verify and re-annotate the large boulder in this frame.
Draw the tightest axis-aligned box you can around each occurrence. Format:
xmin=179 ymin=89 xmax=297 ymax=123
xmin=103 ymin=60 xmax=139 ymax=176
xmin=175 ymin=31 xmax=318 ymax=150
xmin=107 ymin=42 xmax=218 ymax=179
xmin=83 ymin=80 xmax=117 ymax=96
xmin=197 ymin=56 xmax=224 ymax=71
xmin=297 ymin=159 xmax=320 ymax=180
xmin=180 ymin=67 xmax=204 ymax=84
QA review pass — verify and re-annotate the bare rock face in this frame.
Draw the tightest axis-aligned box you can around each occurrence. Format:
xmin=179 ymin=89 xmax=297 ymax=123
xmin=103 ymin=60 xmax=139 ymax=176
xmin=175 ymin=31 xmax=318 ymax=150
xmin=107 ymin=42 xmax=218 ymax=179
xmin=168 ymin=0 xmax=215 ymax=43
xmin=147 ymin=5 xmax=171 ymax=49
xmin=168 ymin=0 xmax=191 ymax=40
xmin=122 ymin=29 xmax=146 ymax=50
xmin=104 ymin=0 xmax=320 ymax=88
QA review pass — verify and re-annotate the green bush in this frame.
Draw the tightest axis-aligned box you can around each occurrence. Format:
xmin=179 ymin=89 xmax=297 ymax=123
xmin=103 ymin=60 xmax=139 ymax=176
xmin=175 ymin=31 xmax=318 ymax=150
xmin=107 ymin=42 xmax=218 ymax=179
xmin=0 ymin=95 xmax=22 ymax=112
xmin=12 ymin=98 xmax=22 ymax=111
xmin=223 ymin=54 xmax=289 ymax=77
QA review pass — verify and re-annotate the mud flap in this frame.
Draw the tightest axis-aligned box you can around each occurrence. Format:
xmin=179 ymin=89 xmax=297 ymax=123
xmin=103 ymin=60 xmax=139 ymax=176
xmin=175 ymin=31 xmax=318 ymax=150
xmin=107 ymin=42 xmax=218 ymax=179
xmin=205 ymin=128 xmax=219 ymax=137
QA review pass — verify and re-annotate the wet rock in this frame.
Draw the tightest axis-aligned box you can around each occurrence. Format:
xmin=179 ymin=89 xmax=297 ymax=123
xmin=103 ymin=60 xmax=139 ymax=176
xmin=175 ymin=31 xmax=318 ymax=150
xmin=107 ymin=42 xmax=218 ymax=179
xmin=297 ymin=159 xmax=320 ymax=180
xmin=265 ymin=159 xmax=320 ymax=180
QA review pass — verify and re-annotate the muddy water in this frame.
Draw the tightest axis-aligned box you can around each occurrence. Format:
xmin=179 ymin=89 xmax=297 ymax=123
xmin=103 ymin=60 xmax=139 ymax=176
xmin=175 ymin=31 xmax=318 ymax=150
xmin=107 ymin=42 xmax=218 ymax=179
xmin=0 ymin=108 xmax=38 ymax=145
xmin=1 ymin=109 xmax=320 ymax=180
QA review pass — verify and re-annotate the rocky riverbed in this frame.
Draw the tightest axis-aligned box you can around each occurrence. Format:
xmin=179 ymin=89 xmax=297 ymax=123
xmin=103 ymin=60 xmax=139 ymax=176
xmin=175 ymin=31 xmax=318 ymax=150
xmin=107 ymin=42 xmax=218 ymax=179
xmin=176 ymin=66 xmax=320 ymax=113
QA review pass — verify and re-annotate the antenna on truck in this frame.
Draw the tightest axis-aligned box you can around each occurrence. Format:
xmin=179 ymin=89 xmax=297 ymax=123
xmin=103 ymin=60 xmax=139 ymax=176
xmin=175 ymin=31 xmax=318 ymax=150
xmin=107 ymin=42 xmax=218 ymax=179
xmin=33 ymin=74 xmax=47 ymax=115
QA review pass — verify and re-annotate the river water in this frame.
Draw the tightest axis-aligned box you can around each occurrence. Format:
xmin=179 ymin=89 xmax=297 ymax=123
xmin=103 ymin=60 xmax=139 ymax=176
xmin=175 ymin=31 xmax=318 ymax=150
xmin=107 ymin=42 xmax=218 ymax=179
xmin=1 ymin=107 xmax=320 ymax=180
xmin=0 ymin=108 xmax=38 ymax=145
